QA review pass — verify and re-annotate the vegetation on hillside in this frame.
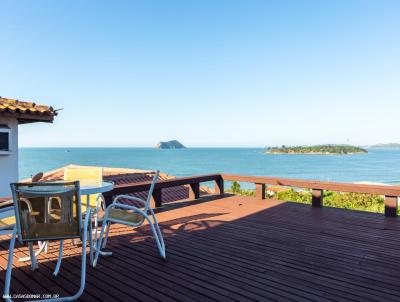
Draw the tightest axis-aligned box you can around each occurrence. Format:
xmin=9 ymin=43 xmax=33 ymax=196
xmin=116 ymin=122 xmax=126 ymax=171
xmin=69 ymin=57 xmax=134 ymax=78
xmin=265 ymin=145 xmax=368 ymax=155
xmin=227 ymin=181 xmax=386 ymax=214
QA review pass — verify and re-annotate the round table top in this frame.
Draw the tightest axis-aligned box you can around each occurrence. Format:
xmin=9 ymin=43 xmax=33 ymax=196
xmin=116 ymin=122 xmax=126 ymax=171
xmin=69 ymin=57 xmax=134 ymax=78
xmin=79 ymin=180 xmax=114 ymax=195
xmin=16 ymin=180 xmax=114 ymax=196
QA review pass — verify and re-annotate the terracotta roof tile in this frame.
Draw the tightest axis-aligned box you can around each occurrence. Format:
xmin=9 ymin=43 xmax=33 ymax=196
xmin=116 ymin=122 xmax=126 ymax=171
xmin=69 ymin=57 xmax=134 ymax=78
xmin=0 ymin=96 xmax=57 ymax=123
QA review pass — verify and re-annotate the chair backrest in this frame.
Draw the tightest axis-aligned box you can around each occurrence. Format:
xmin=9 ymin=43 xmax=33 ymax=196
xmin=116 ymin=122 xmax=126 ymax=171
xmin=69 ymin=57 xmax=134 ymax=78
xmin=64 ymin=166 xmax=103 ymax=183
xmin=10 ymin=181 xmax=82 ymax=244
xmin=31 ymin=172 xmax=43 ymax=182
xmin=145 ymin=171 xmax=160 ymax=210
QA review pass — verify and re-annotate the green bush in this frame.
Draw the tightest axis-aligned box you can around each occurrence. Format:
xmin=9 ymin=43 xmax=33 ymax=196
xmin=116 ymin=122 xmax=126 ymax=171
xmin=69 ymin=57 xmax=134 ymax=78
xmin=228 ymin=184 xmax=387 ymax=214
xmin=274 ymin=189 xmax=385 ymax=213
xmin=274 ymin=189 xmax=311 ymax=204
xmin=323 ymin=191 xmax=384 ymax=213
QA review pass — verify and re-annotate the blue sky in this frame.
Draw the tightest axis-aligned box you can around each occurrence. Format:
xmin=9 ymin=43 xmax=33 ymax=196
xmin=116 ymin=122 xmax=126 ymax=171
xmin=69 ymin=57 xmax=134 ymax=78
xmin=1 ymin=0 xmax=399 ymax=147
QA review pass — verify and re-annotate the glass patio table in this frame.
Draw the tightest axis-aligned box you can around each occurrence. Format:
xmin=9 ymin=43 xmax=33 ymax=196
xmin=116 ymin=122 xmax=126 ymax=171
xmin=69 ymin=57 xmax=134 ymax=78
xmin=79 ymin=180 xmax=114 ymax=263
xmin=18 ymin=180 xmax=114 ymax=264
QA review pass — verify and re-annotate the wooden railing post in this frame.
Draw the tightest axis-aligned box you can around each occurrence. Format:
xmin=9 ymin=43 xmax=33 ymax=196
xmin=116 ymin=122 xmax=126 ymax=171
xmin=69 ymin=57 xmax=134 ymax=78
xmin=189 ymin=183 xmax=200 ymax=200
xmin=107 ymin=174 xmax=400 ymax=217
xmin=255 ymin=183 xmax=266 ymax=200
xmin=384 ymin=196 xmax=398 ymax=217
xmin=214 ymin=178 xmax=224 ymax=195
xmin=152 ymin=188 xmax=162 ymax=208
xmin=312 ymin=189 xmax=323 ymax=207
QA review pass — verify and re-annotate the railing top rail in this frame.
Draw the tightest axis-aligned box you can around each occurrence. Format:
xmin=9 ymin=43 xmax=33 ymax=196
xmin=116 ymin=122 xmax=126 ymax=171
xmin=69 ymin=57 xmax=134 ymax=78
xmin=221 ymin=174 xmax=400 ymax=196
xmin=104 ymin=174 xmax=222 ymax=196
xmin=105 ymin=172 xmax=400 ymax=197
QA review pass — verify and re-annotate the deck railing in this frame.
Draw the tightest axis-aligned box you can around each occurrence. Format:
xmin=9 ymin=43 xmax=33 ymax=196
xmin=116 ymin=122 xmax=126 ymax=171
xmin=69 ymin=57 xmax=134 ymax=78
xmin=222 ymin=174 xmax=400 ymax=217
xmin=104 ymin=173 xmax=400 ymax=217
xmin=103 ymin=174 xmax=224 ymax=207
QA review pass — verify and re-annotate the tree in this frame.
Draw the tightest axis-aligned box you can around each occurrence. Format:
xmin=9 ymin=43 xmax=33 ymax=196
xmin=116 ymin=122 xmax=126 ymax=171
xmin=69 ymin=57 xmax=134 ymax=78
xmin=230 ymin=181 xmax=241 ymax=193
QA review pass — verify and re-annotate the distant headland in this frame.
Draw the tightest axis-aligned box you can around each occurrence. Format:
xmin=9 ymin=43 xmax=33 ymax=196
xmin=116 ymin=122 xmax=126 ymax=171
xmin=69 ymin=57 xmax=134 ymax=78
xmin=156 ymin=140 xmax=186 ymax=149
xmin=265 ymin=145 xmax=368 ymax=155
xmin=368 ymin=143 xmax=400 ymax=149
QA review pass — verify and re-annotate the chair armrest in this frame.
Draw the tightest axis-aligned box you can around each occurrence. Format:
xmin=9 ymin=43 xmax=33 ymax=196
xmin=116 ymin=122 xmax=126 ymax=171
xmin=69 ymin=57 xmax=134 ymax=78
xmin=0 ymin=200 xmax=13 ymax=208
xmin=19 ymin=197 xmax=35 ymax=212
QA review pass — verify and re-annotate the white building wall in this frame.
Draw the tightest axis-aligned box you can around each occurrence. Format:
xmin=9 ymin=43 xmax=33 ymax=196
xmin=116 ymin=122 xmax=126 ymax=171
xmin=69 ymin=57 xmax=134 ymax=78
xmin=0 ymin=117 xmax=18 ymax=198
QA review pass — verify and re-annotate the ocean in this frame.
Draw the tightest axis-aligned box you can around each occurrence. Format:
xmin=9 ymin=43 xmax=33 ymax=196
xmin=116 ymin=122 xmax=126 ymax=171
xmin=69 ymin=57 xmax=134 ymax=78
xmin=19 ymin=148 xmax=400 ymax=187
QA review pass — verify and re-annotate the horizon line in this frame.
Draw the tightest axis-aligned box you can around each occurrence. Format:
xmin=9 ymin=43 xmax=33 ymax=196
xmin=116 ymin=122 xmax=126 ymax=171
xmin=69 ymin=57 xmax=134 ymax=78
xmin=19 ymin=143 xmax=397 ymax=149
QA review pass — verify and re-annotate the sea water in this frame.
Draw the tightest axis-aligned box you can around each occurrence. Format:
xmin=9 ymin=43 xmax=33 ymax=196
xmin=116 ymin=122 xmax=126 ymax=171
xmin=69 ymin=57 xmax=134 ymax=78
xmin=19 ymin=148 xmax=400 ymax=187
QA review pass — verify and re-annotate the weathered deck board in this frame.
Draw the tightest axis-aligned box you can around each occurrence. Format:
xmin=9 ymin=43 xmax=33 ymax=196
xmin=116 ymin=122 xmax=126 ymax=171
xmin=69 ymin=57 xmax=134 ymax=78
xmin=0 ymin=195 xmax=400 ymax=301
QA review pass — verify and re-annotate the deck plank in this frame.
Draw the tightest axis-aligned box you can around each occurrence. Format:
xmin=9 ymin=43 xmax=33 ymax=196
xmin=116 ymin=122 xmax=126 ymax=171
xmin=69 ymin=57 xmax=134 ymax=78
xmin=0 ymin=195 xmax=400 ymax=301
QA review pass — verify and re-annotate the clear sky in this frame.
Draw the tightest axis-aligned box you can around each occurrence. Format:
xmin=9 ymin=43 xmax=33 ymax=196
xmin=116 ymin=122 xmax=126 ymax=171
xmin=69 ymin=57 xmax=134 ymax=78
xmin=1 ymin=0 xmax=399 ymax=147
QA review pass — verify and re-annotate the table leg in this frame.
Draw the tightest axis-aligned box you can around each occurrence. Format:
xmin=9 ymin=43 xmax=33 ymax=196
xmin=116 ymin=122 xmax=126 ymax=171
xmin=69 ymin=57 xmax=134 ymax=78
xmin=86 ymin=195 xmax=94 ymax=265
xmin=92 ymin=195 xmax=112 ymax=258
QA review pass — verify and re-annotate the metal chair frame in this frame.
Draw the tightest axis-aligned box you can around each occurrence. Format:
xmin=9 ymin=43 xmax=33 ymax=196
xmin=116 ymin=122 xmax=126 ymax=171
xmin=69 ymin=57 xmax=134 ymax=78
xmin=4 ymin=181 xmax=91 ymax=302
xmin=93 ymin=171 xmax=166 ymax=267
xmin=0 ymin=205 xmax=48 ymax=265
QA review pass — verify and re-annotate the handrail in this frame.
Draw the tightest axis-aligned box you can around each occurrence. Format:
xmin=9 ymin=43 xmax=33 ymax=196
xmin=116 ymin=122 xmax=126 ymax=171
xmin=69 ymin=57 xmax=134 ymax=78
xmin=104 ymin=173 xmax=399 ymax=217
xmin=103 ymin=174 xmax=223 ymax=207
xmin=221 ymin=174 xmax=400 ymax=196
xmin=221 ymin=174 xmax=400 ymax=217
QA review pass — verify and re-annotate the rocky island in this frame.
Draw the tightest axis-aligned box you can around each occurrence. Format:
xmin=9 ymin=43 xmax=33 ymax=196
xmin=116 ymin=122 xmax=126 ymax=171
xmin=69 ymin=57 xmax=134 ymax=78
xmin=265 ymin=145 xmax=368 ymax=155
xmin=156 ymin=140 xmax=186 ymax=149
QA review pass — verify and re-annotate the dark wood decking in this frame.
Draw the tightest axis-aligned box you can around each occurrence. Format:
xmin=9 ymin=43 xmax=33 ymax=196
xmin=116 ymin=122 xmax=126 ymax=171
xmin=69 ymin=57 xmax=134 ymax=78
xmin=1 ymin=195 xmax=400 ymax=301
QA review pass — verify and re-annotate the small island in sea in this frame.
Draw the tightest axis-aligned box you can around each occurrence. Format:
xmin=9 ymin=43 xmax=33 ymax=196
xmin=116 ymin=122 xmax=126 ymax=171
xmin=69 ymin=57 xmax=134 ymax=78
xmin=156 ymin=140 xmax=186 ymax=149
xmin=265 ymin=145 xmax=368 ymax=155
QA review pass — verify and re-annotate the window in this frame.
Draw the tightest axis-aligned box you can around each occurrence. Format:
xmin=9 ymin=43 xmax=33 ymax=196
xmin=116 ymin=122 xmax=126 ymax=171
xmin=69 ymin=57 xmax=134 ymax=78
xmin=0 ymin=125 xmax=11 ymax=153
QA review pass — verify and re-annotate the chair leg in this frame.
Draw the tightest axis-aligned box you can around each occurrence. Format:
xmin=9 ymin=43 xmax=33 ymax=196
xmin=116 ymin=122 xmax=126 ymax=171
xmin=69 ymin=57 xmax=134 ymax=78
xmin=92 ymin=219 xmax=108 ymax=267
xmin=4 ymin=227 xmax=17 ymax=302
xmin=56 ymin=208 xmax=91 ymax=301
xmin=145 ymin=215 xmax=166 ymax=259
xmin=102 ymin=222 xmax=111 ymax=249
xmin=88 ymin=216 xmax=94 ymax=266
xmin=28 ymin=210 xmax=91 ymax=302
xmin=36 ymin=212 xmax=91 ymax=302
xmin=150 ymin=210 xmax=166 ymax=259
xmin=55 ymin=208 xmax=91 ymax=301
xmin=28 ymin=242 xmax=39 ymax=270
xmin=93 ymin=212 xmax=98 ymax=242
xmin=53 ymin=240 xmax=64 ymax=276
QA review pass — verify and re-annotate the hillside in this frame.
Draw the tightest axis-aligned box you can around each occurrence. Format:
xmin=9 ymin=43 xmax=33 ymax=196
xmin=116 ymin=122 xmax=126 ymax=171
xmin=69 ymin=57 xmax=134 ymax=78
xmin=369 ymin=143 xmax=400 ymax=149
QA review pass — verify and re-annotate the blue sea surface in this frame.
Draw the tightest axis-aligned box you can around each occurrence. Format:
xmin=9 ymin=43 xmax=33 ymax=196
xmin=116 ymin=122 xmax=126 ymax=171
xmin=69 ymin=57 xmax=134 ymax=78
xmin=19 ymin=148 xmax=400 ymax=186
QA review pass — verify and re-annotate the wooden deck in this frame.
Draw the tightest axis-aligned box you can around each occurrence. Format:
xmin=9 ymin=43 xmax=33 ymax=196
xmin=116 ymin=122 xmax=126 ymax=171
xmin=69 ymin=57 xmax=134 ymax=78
xmin=1 ymin=195 xmax=400 ymax=301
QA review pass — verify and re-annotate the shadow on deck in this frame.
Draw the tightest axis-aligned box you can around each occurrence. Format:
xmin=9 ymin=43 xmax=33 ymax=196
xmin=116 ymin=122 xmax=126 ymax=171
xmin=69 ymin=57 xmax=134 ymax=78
xmin=0 ymin=195 xmax=400 ymax=302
